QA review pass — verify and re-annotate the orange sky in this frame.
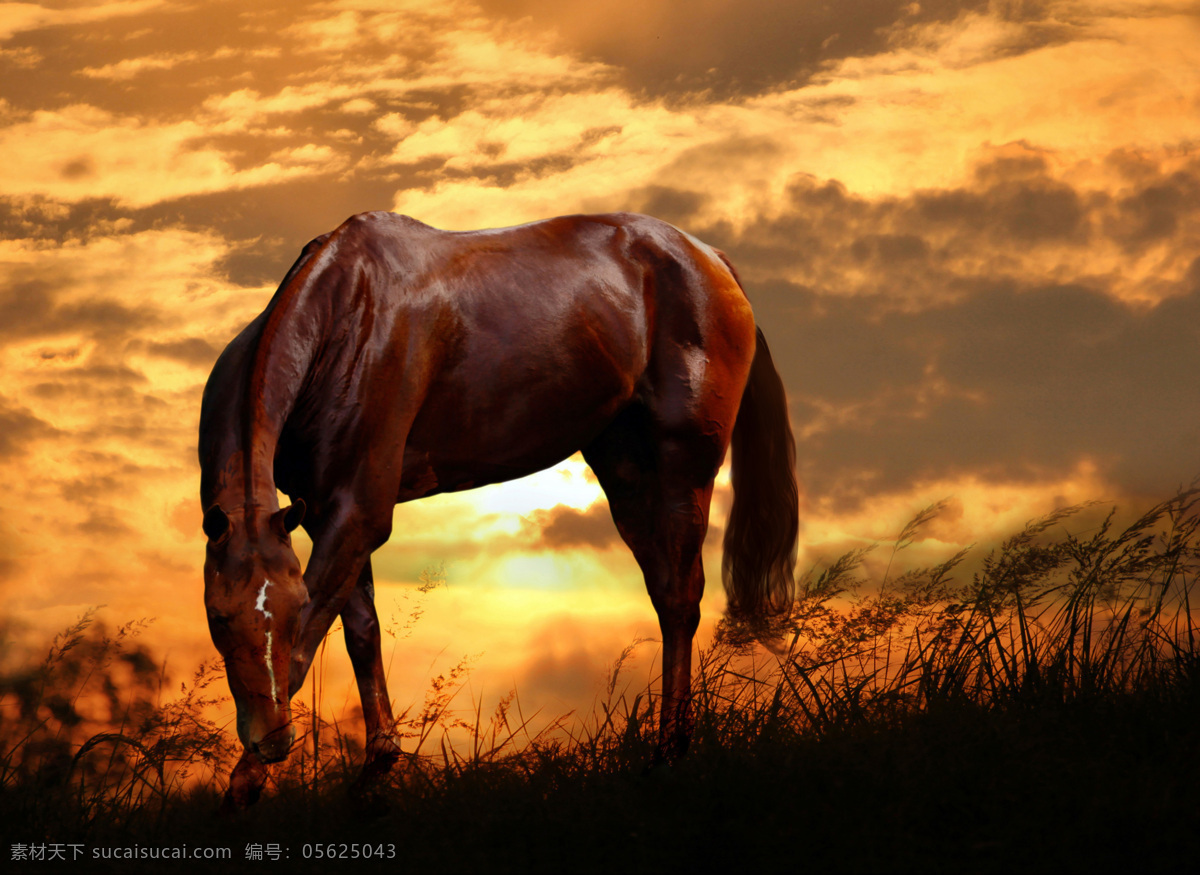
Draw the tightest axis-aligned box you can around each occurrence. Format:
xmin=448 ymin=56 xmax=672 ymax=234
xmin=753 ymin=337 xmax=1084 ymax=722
xmin=2 ymin=0 xmax=1199 ymax=740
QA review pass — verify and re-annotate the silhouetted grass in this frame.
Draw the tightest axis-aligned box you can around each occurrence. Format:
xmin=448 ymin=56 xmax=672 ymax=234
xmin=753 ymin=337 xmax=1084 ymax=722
xmin=0 ymin=611 xmax=237 ymax=838
xmin=2 ymin=492 xmax=1198 ymax=872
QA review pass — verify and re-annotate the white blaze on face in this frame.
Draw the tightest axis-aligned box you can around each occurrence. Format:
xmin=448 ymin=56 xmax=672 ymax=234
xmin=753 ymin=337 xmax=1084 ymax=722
xmin=256 ymin=579 xmax=279 ymax=703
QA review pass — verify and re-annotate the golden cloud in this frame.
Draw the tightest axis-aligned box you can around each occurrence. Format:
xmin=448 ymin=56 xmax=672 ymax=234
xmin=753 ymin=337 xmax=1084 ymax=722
xmin=0 ymin=105 xmax=347 ymax=207
xmin=0 ymin=0 xmax=167 ymax=42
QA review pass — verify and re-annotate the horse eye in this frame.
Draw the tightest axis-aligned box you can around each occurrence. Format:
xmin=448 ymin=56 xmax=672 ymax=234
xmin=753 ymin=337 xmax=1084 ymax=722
xmin=207 ymin=610 xmax=231 ymax=628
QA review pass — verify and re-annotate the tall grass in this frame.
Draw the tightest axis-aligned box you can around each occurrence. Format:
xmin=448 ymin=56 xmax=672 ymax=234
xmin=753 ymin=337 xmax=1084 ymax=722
xmin=705 ymin=490 xmax=1200 ymax=738
xmin=0 ymin=611 xmax=237 ymax=833
xmin=1 ymin=491 xmax=1197 ymax=871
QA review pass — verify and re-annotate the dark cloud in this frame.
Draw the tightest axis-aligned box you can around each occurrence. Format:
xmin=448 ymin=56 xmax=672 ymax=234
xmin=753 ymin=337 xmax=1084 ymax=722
xmin=917 ymin=177 xmax=1089 ymax=243
xmin=0 ymin=274 xmax=160 ymax=344
xmin=632 ymin=186 xmax=712 ymax=229
xmin=59 ymin=462 xmax=144 ymax=501
xmin=803 ymin=282 xmax=1199 ymax=508
xmin=0 ymin=396 xmax=57 ymax=459
xmin=30 ymin=362 xmax=146 ymax=392
xmin=639 ymin=144 xmax=1200 ymax=295
xmin=57 ymin=300 xmax=159 ymax=338
xmin=75 ymin=511 xmax=134 ymax=538
xmin=0 ymin=0 xmax=504 ymax=135
xmin=480 ymin=0 xmax=924 ymax=95
xmin=143 ymin=337 xmax=220 ymax=367
xmin=627 ymin=146 xmax=1200 ymax=509
xmin=62 ymin=475 xmax=122 ymax=509
xmin=531 ymin=502 xmax=621 ymax=550
xmin=140 ymin=173 xmax=428 ymax=288
xmin=0 ymin=196 xmax=133 ymax=244
xmin=850 ymin=233 xmax=930 ymax=264
xmin=1 ymin=2 xmax=365 ymax=117
xmin=24 ymin=380 xmax=179 ymax=460
xmin=475 ymin=0 xmax=1078 ymax=98
xmin=0 ymin=279 xmax=56 ymax=338
xmin=1105 ymin=171 xmax=1200 ymax=252
xmin=59 ymin=456 xmax=155 ymax=540
xmin=6 ymin=0 xmax=979 ymax=299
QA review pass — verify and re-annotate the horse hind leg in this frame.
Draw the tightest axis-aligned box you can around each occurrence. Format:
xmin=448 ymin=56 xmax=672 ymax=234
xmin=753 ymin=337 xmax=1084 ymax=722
xmin=583 ymin=406 xmax=718 ymax=760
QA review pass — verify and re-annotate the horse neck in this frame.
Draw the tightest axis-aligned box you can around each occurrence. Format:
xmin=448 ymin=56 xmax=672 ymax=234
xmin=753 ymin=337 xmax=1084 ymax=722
xmin=201 ymin=252 xmax=329 ymax=525
xmin=200 ymin=386 xmax=286 ymax=535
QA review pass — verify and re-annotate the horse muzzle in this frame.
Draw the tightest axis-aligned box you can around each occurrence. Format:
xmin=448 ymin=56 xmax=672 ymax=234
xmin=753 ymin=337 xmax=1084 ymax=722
xmin=251 ymin=723 xmax=296 ymax=764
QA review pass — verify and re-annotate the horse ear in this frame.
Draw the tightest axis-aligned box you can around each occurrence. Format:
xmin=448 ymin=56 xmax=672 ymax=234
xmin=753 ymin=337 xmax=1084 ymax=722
xmin=203 ymin=505 xmax=230 ymax=542
xmin=279 ymin=499 xmax=305 ymax=534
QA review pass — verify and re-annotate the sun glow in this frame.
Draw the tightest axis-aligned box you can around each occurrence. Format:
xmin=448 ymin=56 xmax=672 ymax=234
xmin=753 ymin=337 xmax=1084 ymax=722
xmin=470 ymin=453 xmax=603 ymax=515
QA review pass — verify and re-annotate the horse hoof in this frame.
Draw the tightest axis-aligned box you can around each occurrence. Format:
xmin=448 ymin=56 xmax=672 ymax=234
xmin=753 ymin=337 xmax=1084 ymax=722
xmin=642 ymin=735 xmax=689 ymax=777
xmin=222 ymin=752 xmax=269 ymax=813
xmin=366 ymin=732 xmax=403 ymax=766
xmin=218 ymin=783 xmax=260 ymax=817
xmin=641 ymin=751 xmax=667 ymax=778
xmin=348 ymin=780 xmax=392 ymax=818
xmin=349 ymin=759 xmax=404 ymax=819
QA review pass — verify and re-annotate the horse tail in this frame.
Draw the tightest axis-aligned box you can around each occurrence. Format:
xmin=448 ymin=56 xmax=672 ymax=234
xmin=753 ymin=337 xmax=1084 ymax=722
xmin=720 ymin=299 xmax=800 ymax=622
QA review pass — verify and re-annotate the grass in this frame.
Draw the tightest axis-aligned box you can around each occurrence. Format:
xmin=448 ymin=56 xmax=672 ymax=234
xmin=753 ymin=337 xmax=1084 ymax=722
xmin=1 ymin=491 xmax=1198 ymax=873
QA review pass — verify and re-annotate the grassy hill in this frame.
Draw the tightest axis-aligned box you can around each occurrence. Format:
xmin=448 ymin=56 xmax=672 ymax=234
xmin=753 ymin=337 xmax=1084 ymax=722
xmin=3 ymin=492 xmax=1198 ymax=873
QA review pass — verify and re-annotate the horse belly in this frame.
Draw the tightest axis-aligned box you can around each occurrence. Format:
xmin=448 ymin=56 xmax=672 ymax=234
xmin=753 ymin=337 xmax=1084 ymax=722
xmin=399 ymin=330 xmax=641 ymax=499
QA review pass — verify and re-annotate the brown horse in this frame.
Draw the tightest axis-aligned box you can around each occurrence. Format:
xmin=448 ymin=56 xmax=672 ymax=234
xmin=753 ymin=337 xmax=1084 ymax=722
xmin=199 ymin=211 xmax=798 ymax=807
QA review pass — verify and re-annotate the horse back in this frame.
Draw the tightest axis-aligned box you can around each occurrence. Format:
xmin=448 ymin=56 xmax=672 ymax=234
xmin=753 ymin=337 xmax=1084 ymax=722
xmin=258 ymin=212 xmax=752 ymax=504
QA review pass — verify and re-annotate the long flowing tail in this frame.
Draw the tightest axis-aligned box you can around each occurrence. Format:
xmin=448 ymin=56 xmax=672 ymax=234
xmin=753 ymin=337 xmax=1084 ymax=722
xmin=721 ymin=325 xmax=800 ymax=620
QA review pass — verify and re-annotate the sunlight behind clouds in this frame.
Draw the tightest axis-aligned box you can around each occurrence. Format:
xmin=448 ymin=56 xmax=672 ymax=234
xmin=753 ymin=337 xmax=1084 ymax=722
xmin=470 ymin=455 xmax=603 ymax=516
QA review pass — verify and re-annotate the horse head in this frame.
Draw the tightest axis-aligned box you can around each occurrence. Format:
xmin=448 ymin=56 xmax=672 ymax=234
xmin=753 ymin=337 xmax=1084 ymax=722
xmin=202 ymin=500 xmax=307 ymax=763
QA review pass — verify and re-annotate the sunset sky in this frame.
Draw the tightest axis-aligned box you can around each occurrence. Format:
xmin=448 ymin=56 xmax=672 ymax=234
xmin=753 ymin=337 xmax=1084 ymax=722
xmin=2 ymin=0 xmax=1199 ymax=736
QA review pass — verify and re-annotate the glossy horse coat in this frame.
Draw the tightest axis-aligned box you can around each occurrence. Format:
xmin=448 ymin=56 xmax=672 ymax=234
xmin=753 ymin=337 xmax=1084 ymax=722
xmin=199 ymin=211 xmax=799 ymax=805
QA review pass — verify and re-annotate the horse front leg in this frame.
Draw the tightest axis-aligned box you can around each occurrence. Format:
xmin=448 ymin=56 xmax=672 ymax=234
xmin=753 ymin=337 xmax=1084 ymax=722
xmin=656 ymin=587 xmax=702 ymax=760
xmin=220 ymin=749 xmax=269 ymax=814
xmin=287 ymin=508 xmax=381 ymax=695
xmin=285 ymin=501 xmax=401 ymax=803
xmin=341 ymin=560 xmax=403 ymax=787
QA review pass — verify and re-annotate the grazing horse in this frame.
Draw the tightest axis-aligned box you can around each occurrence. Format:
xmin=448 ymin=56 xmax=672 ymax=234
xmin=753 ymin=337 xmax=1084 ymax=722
xmin=199 ymin=211 xmax=798 ymax=807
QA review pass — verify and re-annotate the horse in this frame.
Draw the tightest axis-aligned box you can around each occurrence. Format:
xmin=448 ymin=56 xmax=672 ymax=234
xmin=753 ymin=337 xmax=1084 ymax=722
xmin=199 ymin=211 xmax=799 ymax=807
